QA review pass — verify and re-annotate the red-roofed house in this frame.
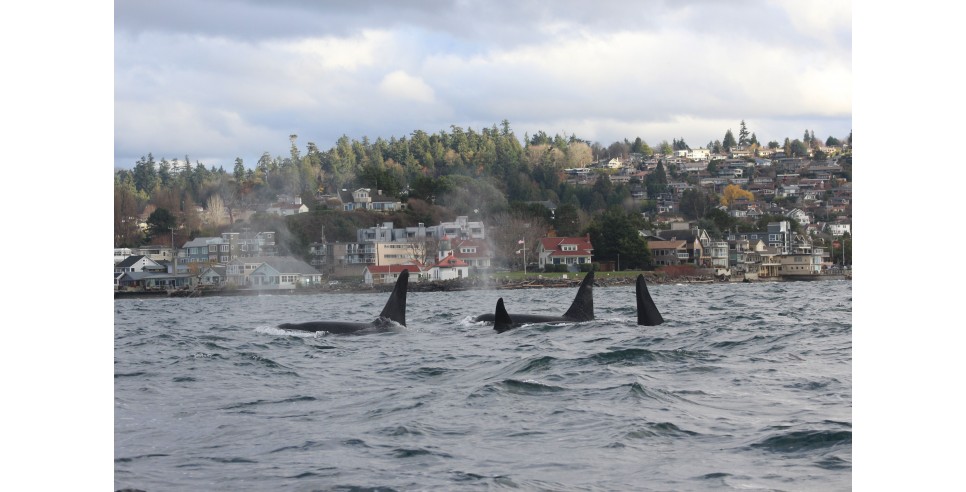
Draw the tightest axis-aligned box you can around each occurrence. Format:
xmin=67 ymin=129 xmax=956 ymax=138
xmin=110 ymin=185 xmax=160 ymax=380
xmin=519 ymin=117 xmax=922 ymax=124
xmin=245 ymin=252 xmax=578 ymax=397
xmin=364 ymin=263 xmax=423 ymax=285
xmin=538 ymin=234 xmax=594 ymax=271
xmin=428 ymin=254 xmax=469 ymax=281
xmin=451 ymin=238 xmax=492 ymax=269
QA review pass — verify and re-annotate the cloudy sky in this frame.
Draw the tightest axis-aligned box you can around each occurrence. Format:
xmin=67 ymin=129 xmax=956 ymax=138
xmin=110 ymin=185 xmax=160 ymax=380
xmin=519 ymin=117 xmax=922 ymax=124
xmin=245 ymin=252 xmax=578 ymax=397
xmin=114 ymin=0 xmax=852 ymax=170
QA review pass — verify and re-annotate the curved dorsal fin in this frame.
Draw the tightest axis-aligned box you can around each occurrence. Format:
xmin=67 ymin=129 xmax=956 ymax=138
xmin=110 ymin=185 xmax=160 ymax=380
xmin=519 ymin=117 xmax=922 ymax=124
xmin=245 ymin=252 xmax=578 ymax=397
xmin=377 ymin=269 xmax=409 ymax=326
xmin=562 ymin=270 xmax=595 ymax=321
xmin=636 ymin=274 xmax=664 ymax=326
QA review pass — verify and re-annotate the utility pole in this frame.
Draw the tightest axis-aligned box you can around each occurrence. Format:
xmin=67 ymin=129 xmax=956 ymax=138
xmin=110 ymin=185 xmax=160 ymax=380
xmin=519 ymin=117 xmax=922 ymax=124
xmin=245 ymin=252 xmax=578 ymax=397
xmin=171 ymin=227 xmax=176 ymax=273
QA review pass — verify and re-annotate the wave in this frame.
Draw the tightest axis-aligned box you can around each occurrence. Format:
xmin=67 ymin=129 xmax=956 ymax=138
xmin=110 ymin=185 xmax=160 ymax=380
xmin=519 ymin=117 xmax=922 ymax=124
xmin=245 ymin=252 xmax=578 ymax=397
xmin=589 ymin=348 xmax=714 ymax=365
xmin=750 ymin=429 xmax=852 ymax=453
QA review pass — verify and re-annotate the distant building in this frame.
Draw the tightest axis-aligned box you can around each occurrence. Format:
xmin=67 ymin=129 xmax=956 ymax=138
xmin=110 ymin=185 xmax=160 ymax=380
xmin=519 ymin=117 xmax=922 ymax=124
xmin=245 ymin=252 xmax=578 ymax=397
xmin=340 ymin=188 xmax=403 ymax=212
xmin=537 ymin=235 xmax=594 ymax=271
xmin=364 ymin=264 xmax=423 ymax=285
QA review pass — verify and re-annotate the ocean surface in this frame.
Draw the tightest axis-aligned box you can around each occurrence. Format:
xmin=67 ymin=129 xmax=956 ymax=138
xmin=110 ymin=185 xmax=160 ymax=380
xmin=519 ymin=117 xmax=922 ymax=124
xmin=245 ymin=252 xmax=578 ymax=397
xmin=114 ymin=278 xmax=852 ymax=491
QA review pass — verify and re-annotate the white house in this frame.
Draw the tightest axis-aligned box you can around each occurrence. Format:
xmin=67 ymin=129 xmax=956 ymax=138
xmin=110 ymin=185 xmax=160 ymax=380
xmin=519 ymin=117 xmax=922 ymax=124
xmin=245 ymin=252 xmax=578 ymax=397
xmin=828 ymin=223 xmax=852 ymax=236
xmin=427 ymin=254 xmax=470 ymax=281
xmin=364 ymin=263 xmax=423 ymax=285
xmin=687 ymin=148 xmax=710 ymax=161
xmin=786 ymin=208 xmax=811 ymax=225
xmin=266 ymin=202 xmax=309 ymax=216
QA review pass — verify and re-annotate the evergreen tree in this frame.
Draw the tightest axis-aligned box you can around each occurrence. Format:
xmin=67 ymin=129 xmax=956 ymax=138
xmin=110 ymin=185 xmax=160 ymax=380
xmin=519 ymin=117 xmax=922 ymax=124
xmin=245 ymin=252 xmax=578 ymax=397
xmin=158 ymin=158 xmax=172 ymax=187
xmin=723 ymin=129 xmax=737 ymax=152
xmin=738 ymin=120 xmax=749 ymax=147
xmin=553 ymin=204 xmax=582 ymax=237
xmin=132 ymin=153 xmax=159 ymax=194
xmin=790 ymin=139 xmax=808 ymax=157
xmin=583 ymin=207 xmax=651 ymax=270
xmin=644 ymin=161 xmax=669 ymax=198
xmin=679 ymin=188 xmax=717 ymax=220
xmin=146 ymin=207 xmax=178 ymax=239
xmin=233 ymin=158 xmax=245 ymax=181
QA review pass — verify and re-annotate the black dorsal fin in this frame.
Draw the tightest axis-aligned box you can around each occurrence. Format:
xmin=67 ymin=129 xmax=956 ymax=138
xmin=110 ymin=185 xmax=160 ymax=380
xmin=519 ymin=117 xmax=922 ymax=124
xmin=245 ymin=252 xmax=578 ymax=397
xmin=377 ymin=269 xmax=409 ymax=326
xmin=562 ymin=270 xmax=595 ymax=321
xmin=494 ymin=298 xmax=515 ymax=333
xmin=636 ymin=274 xmax=664 ymax=326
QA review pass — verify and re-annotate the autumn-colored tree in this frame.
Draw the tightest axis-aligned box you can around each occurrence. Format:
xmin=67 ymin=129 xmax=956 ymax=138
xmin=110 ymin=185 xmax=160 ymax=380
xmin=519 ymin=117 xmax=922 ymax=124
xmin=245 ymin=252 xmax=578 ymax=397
xmin=720 ymin=184 xmax=754 ymax=208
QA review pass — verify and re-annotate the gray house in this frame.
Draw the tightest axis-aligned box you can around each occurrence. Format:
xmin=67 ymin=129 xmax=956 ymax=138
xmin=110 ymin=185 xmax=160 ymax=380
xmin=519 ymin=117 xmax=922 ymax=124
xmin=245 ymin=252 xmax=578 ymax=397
xmin=246 ymin=257 xmax=323 ymax=290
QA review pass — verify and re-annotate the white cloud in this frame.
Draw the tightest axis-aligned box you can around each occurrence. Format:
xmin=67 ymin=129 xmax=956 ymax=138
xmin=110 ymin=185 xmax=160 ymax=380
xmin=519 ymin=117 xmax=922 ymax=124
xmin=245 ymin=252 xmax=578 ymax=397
xmin=771 ymin=0 xmax=852 ymax=45
xmin=113 ymin=1 xmax=852 ymax=168
xmin=283 ymin=30 xmax=392 ymax=72
xmin=378 ymin=70 xmax=437 ymax=104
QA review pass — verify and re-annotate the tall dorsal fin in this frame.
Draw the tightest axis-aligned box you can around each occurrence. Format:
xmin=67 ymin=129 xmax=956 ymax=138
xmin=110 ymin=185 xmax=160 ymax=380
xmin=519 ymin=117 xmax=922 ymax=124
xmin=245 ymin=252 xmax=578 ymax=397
xmin=562 ymin=270 xmax=595 ymax=321
xmin=493 ymin=297 xmax=515 ymax=333
xmin=377 ymin=269 xmax=409 ymax=326
xmin=636 ymin=274 xmax=664 ymax=326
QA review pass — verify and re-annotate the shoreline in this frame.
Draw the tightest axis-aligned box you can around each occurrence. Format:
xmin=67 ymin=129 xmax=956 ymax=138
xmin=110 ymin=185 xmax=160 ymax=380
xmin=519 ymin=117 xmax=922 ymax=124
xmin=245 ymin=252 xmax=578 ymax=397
xmin=114 ymin=272 xmax=849 ymax=299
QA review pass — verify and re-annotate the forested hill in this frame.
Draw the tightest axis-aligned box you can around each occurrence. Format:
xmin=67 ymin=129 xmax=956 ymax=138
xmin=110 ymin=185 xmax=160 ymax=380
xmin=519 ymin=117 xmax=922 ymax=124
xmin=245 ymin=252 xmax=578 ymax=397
xmin=114 ymin=120 xmax=848 ymax=265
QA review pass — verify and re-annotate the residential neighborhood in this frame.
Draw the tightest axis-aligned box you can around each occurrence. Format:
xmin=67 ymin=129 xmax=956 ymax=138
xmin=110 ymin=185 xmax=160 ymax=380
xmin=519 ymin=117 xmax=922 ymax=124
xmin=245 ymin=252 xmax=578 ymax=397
xmin=115 ymin=132 xmax=852 ymax=295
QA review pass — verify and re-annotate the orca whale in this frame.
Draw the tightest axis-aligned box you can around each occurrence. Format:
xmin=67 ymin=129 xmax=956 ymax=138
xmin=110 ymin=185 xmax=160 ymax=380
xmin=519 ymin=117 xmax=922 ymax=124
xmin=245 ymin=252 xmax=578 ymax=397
xmin=636 ymin=274 xmax=664 ymax=326
xmin=278 ymin=269 xmax=409 ymax=335
xmin=476 ymin=270 xmax=595 ymax=333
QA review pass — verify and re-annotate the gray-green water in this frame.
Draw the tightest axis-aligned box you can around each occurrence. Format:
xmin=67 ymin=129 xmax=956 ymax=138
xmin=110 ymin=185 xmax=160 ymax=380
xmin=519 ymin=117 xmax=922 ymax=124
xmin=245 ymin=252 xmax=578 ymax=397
xmin=115 ymin=280 xmax=851 ymax=491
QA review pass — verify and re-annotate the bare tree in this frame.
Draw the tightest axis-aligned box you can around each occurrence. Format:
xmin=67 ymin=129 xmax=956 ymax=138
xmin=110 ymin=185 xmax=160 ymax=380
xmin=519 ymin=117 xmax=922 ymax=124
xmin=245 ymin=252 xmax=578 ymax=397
xmin=488 ymin=212 xmax=549 ymax=270
xmin=565 ymin=142 xmax=594 ymax=168
xmin=206 ymin=194 xmax=227 ymax=227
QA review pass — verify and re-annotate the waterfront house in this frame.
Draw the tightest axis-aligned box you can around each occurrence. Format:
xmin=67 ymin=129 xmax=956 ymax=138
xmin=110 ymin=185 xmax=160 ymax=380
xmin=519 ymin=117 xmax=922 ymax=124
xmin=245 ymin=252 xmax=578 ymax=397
xmin=451 ymin=238 xmax=492 ymax=269
xmin=427 ymin=254 xmax=469 ymax=281
xmin=116 ymin=271 xmax=194 ymax=291
xmin=657 ymin=226 xmax=710 ymax=266
xmin=247 ymin=256 xmax=323 ymax=290
xmin=364 ymin=263 xmax=423 ymax=286
xmin=537 ymin=235 xmax=594 ymax=271
xmin=198 ymin=266 xmax=227 ymax=286
xmin=646 ymin=240 xmax=689 ymax=267
xmin=115 ymin=255 xmax=166 ymax=274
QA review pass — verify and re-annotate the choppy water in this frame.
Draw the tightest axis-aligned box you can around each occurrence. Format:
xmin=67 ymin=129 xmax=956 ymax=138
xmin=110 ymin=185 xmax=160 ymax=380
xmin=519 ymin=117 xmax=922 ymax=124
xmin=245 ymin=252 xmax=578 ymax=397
xmin=115 ymin=279 xmax=851 ymax=491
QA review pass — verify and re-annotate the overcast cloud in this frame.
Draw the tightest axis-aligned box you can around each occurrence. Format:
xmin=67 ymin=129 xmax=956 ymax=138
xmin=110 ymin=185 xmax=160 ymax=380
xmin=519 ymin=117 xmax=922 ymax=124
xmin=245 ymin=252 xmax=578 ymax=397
xmin=114 ymin=0 xmax=852 ymax=170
